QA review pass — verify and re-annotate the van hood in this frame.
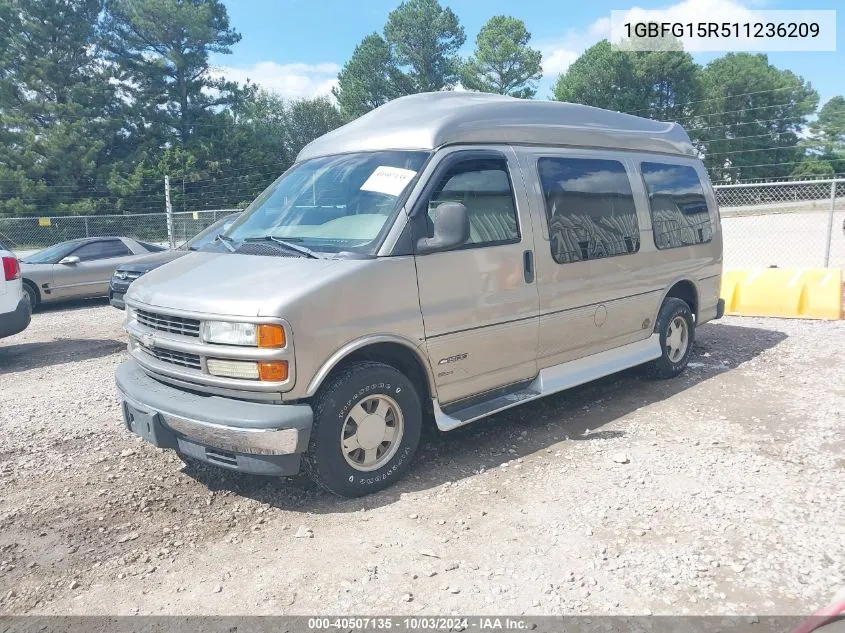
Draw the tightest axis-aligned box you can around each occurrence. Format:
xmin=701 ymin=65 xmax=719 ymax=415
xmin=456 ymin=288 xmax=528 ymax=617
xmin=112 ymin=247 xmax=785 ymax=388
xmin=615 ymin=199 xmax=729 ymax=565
xmin=126 ymin=251 xmax=346 ymax=317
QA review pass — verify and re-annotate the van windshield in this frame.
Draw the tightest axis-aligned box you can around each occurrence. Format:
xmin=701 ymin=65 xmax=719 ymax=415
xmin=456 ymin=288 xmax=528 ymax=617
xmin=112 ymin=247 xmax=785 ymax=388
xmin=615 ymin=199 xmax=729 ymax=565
xmin=225 ymin=150 xmax=429 ymax=256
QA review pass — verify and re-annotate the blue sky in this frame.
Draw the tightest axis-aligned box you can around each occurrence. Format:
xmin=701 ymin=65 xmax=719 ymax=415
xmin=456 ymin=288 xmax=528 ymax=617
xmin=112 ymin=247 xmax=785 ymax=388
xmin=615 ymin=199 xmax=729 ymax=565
xmin=212 ymin=0 xmax=844 ymax=107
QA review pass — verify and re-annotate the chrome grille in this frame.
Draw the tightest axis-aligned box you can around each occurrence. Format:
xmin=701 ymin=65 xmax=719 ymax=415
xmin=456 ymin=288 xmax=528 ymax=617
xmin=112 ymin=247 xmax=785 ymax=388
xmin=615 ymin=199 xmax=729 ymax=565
xmin=136 ymin=309 xmax=201 ymax=337
xmin=140 ymin=344 xmax=201 ymax=370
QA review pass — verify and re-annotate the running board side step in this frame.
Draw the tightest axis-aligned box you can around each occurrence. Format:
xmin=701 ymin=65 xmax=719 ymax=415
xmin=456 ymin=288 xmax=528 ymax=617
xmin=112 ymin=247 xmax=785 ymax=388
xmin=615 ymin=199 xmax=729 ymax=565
xmin=432 ymin=334 xmax=662 ymax=431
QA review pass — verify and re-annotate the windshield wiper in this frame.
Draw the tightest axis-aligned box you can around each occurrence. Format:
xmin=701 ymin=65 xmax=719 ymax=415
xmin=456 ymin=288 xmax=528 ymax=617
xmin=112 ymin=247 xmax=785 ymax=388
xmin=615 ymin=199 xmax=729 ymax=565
xmin=244 ymin=235 xmax=322 ymax=259
xmin=214 ymin=233 xmax=236 ymax=253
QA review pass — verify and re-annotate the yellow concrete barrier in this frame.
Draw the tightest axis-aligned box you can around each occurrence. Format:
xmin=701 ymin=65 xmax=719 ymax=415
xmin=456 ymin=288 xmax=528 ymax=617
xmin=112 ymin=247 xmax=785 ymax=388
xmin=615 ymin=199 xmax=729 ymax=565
xmin=720 ymin=268 xmax=843 ymax=320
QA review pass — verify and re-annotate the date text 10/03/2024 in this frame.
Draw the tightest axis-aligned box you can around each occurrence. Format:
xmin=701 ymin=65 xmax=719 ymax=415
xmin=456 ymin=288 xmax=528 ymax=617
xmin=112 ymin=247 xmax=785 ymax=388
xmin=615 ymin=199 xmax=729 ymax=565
xmin=307 ymin=617 xmax=532 ymax=630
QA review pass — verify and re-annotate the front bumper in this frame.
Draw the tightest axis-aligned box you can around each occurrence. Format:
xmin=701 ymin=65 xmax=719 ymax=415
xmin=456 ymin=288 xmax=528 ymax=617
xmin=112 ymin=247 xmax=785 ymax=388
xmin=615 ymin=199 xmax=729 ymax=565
xmin=116 ymin=359 xmax=313 ymax=476
xmin=109 ymin=280 xmax=131 ymax=310
xmin=0 ymin=296 xmax=31 ymax=338
xmin=109 ymin=289 xmax=126 ymax=310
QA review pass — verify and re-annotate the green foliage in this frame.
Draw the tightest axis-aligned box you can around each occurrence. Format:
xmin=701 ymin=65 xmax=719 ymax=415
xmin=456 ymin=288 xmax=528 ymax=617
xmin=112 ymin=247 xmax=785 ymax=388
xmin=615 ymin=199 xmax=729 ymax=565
xmin=162 ymin=93 xmax=344 ymax=213
xmin=103 ymin=0 xmax=241 ymax=145
xmin=0 ymin=0 xmax=117 ymax=217
xmin=0 ymin=0 xmax=345 ymax=219
xmin=461 ymin=16 xmax=542 ymax=98
xmin=699 ymin=53 xmax=818 ymax=181
xmin=553 ymin=44 xmax=822 ymax=181
xmin=384 ymin=0 xmax=466 ymax=92
xmin=333 ymin=33 xmax=412 ymax=120
xmin=808 ymin=96 xmax=845 ymax=156
xmin=790 ymin=156 xmax=835 ymax=178
xmin=552 ymin=41 xmax=641 ymax=112
xmin=332 ymin=0 xmax=466 ymax=118
xmin=283 ymin=97 xmax=345 ymax=160
xmin=632 ymin=50 xmax=702 ymax=122
xmin=0 ymin=1 xmax=839 ymax=222
xmin=553 ymin=41 xmax=701 ymax=120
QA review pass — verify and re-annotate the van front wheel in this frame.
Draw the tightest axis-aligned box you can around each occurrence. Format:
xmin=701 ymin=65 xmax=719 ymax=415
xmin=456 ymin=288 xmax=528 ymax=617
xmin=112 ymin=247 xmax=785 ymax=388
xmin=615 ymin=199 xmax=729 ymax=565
xmin=643 ymin=297 xmax=695 ymax=379
xmin=303 ymin=361 xmax=422 ymax=497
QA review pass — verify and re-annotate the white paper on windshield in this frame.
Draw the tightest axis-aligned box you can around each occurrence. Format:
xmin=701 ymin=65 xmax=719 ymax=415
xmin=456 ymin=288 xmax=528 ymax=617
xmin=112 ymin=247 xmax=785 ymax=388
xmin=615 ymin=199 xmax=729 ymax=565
xmin=360 ymin=166 xmax=417 ymax=197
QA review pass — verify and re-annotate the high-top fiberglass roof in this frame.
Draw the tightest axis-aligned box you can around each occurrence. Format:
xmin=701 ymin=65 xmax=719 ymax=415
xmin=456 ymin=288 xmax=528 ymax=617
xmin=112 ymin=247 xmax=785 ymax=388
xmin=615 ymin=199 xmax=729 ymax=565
xmin=297 ymin=92 xmax=696 ymax=162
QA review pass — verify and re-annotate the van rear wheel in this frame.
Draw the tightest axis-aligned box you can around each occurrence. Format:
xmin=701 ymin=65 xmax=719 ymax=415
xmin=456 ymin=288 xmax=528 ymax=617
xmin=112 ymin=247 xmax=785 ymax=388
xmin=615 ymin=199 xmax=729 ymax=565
xmin=303 ymin=361 xmax=422 ymax=498
xmin=643 ymin=297 xmax=695 ymax=379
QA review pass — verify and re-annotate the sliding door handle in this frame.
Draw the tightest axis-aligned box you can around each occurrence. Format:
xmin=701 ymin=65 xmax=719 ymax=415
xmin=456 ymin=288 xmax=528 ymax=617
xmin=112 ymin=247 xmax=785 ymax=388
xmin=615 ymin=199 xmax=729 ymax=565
xmin=523 ymin=249 xmax=534 ymax=284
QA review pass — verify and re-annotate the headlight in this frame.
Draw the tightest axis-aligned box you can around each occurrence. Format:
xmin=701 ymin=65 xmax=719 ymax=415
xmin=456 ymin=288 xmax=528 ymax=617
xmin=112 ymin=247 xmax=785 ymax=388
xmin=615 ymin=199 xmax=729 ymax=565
xmin=124 ymin=306 xmax=135 ymax=324
xmin=201 ymin=321 xmax=257 ymax=345
xmin=200 ymin=321 xmax=286 ymax=348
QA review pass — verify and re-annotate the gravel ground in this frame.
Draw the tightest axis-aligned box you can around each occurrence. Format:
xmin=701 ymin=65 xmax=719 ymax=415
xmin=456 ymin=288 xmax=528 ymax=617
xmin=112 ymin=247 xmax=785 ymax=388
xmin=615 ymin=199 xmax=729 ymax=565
xmin=0 ymin=299 xmax=843 ymax=616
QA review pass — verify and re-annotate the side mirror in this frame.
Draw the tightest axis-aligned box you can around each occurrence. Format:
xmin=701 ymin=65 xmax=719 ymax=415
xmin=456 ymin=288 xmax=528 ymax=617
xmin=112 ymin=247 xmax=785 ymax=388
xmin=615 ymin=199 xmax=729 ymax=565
xmin=58 ymin=255 xmax=80 ymax=265
xmin=416 ymin=202 xmax=469 ymax=254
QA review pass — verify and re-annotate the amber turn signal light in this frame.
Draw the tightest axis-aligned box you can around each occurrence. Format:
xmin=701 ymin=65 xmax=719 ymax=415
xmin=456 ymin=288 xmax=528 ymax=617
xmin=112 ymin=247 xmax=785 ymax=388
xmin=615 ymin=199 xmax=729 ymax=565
xmin=257 ymin=324 xmax=286 ymax=348
xmin=258 ymin=360 xmax=288 ymax=382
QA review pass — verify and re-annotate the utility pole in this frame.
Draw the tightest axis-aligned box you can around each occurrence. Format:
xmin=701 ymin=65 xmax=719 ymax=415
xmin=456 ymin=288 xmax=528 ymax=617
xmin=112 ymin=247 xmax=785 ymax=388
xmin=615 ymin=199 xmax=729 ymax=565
xmin=823 ymin=179 xmax=836 ymax=268
xmin=165 ymin=175 xmax=174 ymax=249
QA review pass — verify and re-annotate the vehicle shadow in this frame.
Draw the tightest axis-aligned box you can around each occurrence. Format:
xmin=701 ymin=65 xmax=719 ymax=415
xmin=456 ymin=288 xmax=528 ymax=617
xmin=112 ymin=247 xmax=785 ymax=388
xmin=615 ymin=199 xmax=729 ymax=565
xmin=0 ymin=338 xmax=124 ymax=374
xmin=181 ymin=321 xmax=788 ymax=512
xmin=31 ymin=296 xmax=111 ymax=313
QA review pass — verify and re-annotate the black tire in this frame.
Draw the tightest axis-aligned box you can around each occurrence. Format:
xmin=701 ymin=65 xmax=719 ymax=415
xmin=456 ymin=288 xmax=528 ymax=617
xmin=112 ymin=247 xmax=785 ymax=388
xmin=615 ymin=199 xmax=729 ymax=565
xmin=303 ymin=361 xmax=422 ymax=498
xmin=22 ymin=281 xmax=38 ymax=311
xmin=643 ymin=297 xmax=695 ymax=379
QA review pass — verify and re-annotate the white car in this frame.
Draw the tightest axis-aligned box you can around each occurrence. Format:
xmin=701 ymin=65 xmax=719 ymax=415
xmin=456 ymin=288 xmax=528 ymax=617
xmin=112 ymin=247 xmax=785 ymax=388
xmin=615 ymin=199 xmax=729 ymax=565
xmin=0 ymin=238 xmax=31 ymax=339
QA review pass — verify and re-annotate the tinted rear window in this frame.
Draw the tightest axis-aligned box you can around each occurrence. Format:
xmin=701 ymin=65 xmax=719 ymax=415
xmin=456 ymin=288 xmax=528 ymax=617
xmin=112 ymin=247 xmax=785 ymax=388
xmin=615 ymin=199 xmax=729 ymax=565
xmin=641 ymin=162 xmax=712 ymax=249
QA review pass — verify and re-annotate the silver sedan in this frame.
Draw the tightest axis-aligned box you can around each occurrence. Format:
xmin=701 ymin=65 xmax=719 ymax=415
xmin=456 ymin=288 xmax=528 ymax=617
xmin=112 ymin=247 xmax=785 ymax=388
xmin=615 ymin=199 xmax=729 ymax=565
xmin=19 ymin=237 xmax=167 ymax=309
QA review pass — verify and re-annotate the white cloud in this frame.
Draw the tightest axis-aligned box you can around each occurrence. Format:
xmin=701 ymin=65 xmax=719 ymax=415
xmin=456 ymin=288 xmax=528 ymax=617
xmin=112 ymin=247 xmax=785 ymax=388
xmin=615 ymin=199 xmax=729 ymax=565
xmin=537 ymin=15 xmax=612 ymax=77
xmin=541 ymin=49 xmax=580 ymax=76
xmin=538 ymin=0 xmax=755 ymax=79
xmin=212 ymin=61 xmax=341 ymax=99
xmin=588 ymin=17 xmax=612 ymax=38
xmin=558 ymin=169 xmax=633 ymax=195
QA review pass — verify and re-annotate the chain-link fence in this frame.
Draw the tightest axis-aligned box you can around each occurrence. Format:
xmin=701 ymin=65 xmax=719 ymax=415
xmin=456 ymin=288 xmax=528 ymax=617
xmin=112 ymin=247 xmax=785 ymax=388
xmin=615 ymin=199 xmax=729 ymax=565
xmin=168 ymin=210 xmax=239 ymax=246
xmin=715 ymin=178 xmax=844 ymax=269
xmin=1 ymin=179 xmax=844 ymax=270
xmin=0 ymin=210 xmax=238 ymax=255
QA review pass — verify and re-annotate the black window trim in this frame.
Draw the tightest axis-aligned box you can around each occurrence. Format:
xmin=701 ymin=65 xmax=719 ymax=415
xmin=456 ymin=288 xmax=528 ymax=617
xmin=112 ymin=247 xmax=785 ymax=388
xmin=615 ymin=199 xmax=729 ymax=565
xmin=408 ymin=149 xmax=522 ymax=254
xmin=639 ymin=160 xmax=713 ymax=251
xmin=537 ymin=155 xmax=641 ymax=266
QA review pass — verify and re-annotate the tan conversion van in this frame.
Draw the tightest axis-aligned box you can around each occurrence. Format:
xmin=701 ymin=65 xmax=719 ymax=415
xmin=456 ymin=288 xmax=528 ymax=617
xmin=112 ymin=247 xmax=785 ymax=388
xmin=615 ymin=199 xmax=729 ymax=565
xmin=116 ymin=92 xmax=724 ymax=497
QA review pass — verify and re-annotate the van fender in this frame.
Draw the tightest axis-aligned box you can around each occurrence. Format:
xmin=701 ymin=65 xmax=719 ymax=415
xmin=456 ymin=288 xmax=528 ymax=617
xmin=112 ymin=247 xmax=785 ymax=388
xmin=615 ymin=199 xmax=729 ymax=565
xmin=304 ymin=334 xmax=438 ymax=399
xmin=653 ymin=276 xmax=700 ymax=324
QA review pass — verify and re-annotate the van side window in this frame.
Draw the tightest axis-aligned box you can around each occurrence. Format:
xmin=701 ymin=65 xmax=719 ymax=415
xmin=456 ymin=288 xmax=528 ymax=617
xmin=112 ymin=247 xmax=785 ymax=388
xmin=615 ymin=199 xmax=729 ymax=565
xmin=641 ymin=162 xmax=712 ymax=249
xmin=428 ymin=160 xmax=520 ymax=247
xmin=537 ymin=157 xmax=640 ymax=264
